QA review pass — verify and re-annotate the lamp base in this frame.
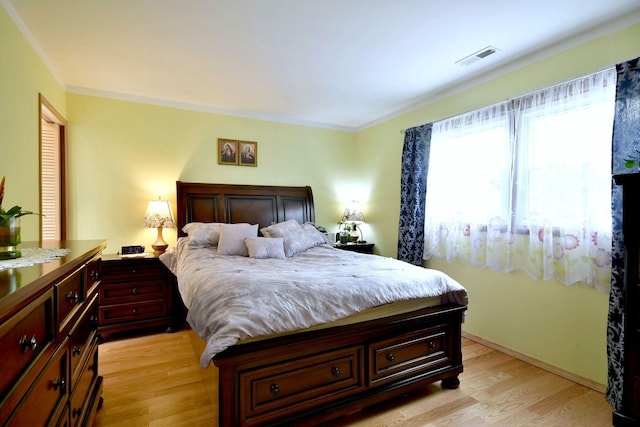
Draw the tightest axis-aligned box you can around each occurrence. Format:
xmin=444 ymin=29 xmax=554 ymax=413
xmin=152 ymin=227 xmax=168 ymax=255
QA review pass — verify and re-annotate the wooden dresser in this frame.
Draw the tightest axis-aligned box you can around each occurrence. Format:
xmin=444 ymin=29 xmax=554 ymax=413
xmin=613 ymin=173 xmax=640 ymax=425
xmin=0 ymin=240 xmax=107 ymax=426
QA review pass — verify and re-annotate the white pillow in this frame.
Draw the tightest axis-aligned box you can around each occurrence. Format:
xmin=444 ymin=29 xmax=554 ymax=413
xmin=182 ymin=222 xmax=223 ymax=248
xmin=260 ymin=219 xmax=301 ymax=238
xmin=301 ymin=223 xmax=327 ymax=246
xmin=216 ymin=223 xmax=259 ymax=256
xmin=245 ymin=237 xmax=286 ymax=259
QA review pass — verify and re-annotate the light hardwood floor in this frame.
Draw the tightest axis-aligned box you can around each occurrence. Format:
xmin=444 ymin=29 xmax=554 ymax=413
xmin=93 ymin=329 xmax=613 ymax=426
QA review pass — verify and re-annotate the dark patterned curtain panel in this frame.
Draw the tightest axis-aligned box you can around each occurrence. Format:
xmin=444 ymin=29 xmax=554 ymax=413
xmin=397 ymin=123 xmax=432 ymax=265
xmin=607 ymin=56 xmax=640 ymax=410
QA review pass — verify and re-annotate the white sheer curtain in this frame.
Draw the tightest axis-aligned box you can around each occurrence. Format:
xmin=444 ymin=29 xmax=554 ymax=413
xmin=424 ymin=68 xmax=616 ymax=291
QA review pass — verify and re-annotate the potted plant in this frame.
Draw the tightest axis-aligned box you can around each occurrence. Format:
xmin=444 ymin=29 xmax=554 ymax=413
xmin=625 ymin=149 xmax=640 ymax=170
xmin=0 ymin=176 xmax=39 ymax=259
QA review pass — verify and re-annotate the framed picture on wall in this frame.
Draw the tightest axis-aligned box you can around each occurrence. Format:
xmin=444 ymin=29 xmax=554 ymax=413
xmin=239 ymin=141 xmax=257 ymax=166
xmin=218 ymin=139 xmax=238 ymax=165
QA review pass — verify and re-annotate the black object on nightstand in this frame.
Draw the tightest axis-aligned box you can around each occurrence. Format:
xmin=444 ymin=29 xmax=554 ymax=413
xmin=335 ymin=242 xmax=374 ymax=254
xmin=99 ymin=253 xmax=181 ymax=339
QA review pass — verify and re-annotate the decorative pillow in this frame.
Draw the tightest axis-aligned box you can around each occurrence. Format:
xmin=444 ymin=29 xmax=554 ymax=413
xmin=260 ymin=219 xmax=301 ymax=238
xmin=301 ymin=223 xmax=326 ymax=246
xmin=263 ymin=220 xmax=325 ymax=257
xmin=182 ymin=222 xmax=223 ymax=248
xmin=244 ymin=237 xmax=286 ymax=259
xmin=216 ymin=223 xmax=259 ymax=256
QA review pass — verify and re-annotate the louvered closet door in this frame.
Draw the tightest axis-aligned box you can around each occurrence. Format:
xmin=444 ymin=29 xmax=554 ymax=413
xmin=41 ymin=118 xmax=60 ymax=241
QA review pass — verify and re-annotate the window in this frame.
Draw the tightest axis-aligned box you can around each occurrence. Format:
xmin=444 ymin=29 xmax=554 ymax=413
xmin=40 ymin=94 xmax=67 ymax=241
xmin=424 ymin=68 xmax=616 ymax=290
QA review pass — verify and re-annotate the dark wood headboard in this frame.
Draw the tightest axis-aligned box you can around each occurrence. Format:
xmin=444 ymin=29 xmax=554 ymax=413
xmin=175 ymin=181 xmax=315 ymax=236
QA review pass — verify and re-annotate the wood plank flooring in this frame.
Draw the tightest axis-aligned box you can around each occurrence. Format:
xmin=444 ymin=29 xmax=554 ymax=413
xmin=93 ymin=329 xmax=613 ymax=426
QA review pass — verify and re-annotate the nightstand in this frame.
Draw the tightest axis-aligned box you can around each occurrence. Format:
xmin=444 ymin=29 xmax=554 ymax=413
xmin=99 ymin=254 xmax=178 ymax=338
xmin=335 ymin=242 xmax=375 ymax=254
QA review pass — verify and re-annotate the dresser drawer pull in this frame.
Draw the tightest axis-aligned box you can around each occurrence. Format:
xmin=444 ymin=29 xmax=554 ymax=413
xmin=91 ymin=270 xmax=99 ymax=280
xmin=88 ymin=363 xmax=96 ymax=372
xmin=385 ymin=353 xmax=395 ymax=362
xmin=67 ymin=291 xmax=80 ymax=303
xmin=19 ymin=334 xmax=38 ymax=353
xmin=131 ymin=268 xmax=137 ymax=274
xmin=51 ymin=378 xmax=65 ymax=391
xmin=428 ymin=341 xmax=436 ymax=350
xmin=331 ymin=367 xmax=341 ymax=377
xmin=72 ymin=346 xmax=82 ymax=356
xmin=72 ymin=407 xmax=82 ymax=418
xmin=131 ymin=287 xmax=138 ymax=295
xmin=132 ymin=308 xmax=137 ymax=315
xmin=270 ymin=383 xmax=280 ymax=395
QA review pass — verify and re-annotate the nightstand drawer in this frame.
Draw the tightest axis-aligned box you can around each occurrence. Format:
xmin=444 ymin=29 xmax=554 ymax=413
xmin=99 ymin=300 xmax=168 ymax=325
xmin=100 ymin=280 xmax=167 ymax=304
xmin=101 ymin=261 xmax=165 ymax=283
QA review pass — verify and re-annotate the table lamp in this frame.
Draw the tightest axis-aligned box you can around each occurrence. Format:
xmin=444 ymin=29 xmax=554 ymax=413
xmin=142 ymin=198 xmax=176 ymax=255
xmin=342 ymin=201 xmax=365 ymax=243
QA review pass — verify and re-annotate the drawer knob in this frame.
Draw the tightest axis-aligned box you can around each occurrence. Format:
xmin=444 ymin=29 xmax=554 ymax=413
xmin=386 ymin=353 xmax=396 ymax=362
xmin=428 ymin=341 xmax=436 ymax=350
xmin=270 ymin=383 xmax=280 ymax=395
xmin=67 ymin=291 xmax=80 ymax=303
xmin=19 ymin=334 xmax=38 ymax=353
xmin=91 ymin=270 xmax=99 ymax=280
xmin=331 ymin=367 xmax=341 ymax=377
xmin=51 ymin=378 xmax=65 ymax=391
xmin=131 ymin=268 xmax=137 ymax=274
xmin=72 ymin=346 xmax=82 ymax=356
xmin=132 ymin=287 xmax=138 ymax=295
xmin=132 ymin=308 xmax=137 ymax=315
xmin=72 ymin=407 xmax=82 ymax=418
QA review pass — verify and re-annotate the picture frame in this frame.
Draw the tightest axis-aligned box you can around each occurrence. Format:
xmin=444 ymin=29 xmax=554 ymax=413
xmin=218 ymin=139 xmax=238 ymax=165
xmin=239 ymin=141 xmax=258 ymax=167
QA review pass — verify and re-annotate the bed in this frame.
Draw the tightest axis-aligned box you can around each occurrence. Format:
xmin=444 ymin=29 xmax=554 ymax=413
xmin=165 ymin=181 xmax=468 ymax=426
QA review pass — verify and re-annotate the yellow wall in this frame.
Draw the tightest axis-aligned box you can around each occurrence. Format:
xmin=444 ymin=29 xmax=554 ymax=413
xmin=65 ymin=94 xmax=356 ymax=253
xmin=3 ymin=1 xmax=640 ymax=389
xmin=357 ymin=22 xmax=640 ymax=387
xmin=0 ymin=6 xmax=66 ymax=241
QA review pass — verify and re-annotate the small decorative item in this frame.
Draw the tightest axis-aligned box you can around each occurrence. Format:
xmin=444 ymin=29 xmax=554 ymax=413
xmin=0 ymin=176 xmax=39 ymax=260
xmin=239 ymin=141 xmax=257 ymax=166
xmin=624 ymin=149 xmax=640 ymax=169
xmin=218 ymin=139 xmax=238 ymax=165
xmin=142 ymin=197 xmax=176 ymax=255
xmin=340 ymin=201 xmax=366 ymax=243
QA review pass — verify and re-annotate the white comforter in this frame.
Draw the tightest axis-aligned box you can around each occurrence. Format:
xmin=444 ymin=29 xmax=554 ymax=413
xmin=161 ymin=238 xmax=467 ymax=367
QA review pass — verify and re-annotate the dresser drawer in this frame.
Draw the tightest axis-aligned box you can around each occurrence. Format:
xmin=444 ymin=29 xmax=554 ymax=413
xmin=99 ymin=299 xmax=168 ymax=325
xmin=100 ymin=280 xmax=167 ymax=304
xmin=69 ymin=294 xmax=98 ymax=385
xmin=55 ymin=267 xmax=85 ymax=333
xmin=0 ymin=291 xmax=53 ymax=398
xmin=85 ymin=255 xmax=101 ymax=294
xmin=69 ymin=343 xmax=98 ymax=427
xmin=240 ymin=346 xmax=364 ymax=422
xmin=101 ymin=260 xmax=165 ymax=284
xmin=369 ymin=325 xmax=452 ymax=386
xmin=6 ymin=339 xmax=68 ymax=427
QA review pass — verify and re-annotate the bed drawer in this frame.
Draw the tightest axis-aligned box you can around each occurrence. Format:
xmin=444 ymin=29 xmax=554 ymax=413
xmin=0 ymin=291 xmax=54 ymax=398
xmin=100 ymin=280 xmax=166 ymax=304
xmin=369 ymin=325 xmax=452 ymax=386
xmin=240 ymin=346 xmax=364 ymax=423
xmin=99 ymin=299 xmax=168 ymax=325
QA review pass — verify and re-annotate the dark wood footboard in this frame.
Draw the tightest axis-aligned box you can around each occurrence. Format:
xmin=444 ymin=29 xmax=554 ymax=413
xmin=213 ymin=303 xmax=466 ymax=426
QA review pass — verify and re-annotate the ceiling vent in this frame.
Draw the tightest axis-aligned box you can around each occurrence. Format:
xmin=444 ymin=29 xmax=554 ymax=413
xmin=455 ymin=46 xmax=498 ymax=66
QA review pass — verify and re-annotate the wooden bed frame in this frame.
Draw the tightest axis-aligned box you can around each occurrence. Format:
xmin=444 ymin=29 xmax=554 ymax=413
xmin=175 ymin=181 xmax=466 ymax=426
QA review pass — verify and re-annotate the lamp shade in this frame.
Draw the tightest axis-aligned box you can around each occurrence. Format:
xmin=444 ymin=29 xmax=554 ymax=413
xmin=142 ymin=199 xmax=176 ymax=228
xmin=342 ymin=201 xmax=365 ymax=224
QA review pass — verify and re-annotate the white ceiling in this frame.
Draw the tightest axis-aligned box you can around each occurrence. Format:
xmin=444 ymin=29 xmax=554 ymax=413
xmin=4 ymin=0 xmax=640 ymax=131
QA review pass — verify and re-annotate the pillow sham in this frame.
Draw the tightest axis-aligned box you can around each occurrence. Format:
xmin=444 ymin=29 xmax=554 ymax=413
xmin=262 ymin=219 xmax=325 ymax=257
xmin=216 ymin=223 xmax=259 ymax=256
xmin=301 ymin=222 xmax=327 ymax=246
xmin=244 ymin=237 xmax=286 ymax=259
xmin=260 ymin=219 xmax=301 ymax=238
xmin=182 ymin=222 xmax=223 ymax=248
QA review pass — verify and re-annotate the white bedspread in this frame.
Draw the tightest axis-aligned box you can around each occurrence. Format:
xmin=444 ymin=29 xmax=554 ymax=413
xmin=161 ymin=238 xmax=467 ymax=367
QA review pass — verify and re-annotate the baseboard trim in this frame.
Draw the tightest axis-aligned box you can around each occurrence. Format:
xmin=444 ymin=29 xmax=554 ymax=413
xmin=462 ymin=331 xmax=606 ymax=394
